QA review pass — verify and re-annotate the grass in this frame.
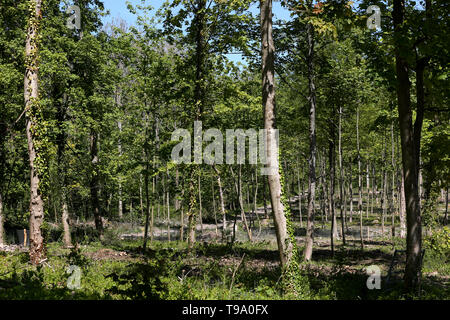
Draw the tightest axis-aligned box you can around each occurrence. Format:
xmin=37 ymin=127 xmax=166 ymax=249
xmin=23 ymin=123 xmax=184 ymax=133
xmin=0 ymin=233 xmax=449 ymax=300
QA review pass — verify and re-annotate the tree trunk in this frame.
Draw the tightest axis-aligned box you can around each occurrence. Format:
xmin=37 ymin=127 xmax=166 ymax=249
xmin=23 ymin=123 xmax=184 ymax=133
xmin=263 ymin=179 xmax=269 ymax=219
xmin=391 ymin=120 xmax=396 ymax=239
xmin=338 ymin=106 xmax=346 ymax=246
xmin=349 ymin=163 xmax=353 ymax=223
xmin=371 ymin=164 xmax=375 ymax=217
xmin=180 ymin=186 xmax=185 ymax=241
xmin=304 ymin=17 xmax=317 ymax=261
xmin=0 ymin=192 xmax=4 ymax=245
xmin=175 ymin=167 xmax=180 ymax=211
xmin=187 ymin=174 xmax=197 ymax=248
xmin=24 ymin=0 xmax=46 ymax=265
xmin=117 ymin=87 xmax=123 ymax=220
xmin=230 ymin=166 xmax=252 ymax=241
xmin=329 ymin=126 xmax=338 ymax=256
xmin=198 ymin=174 xmax=203 ymax=237
xmin=142 ymin=154 xmax=151 ymax=251
xmin=167 ymin=179 xmax=170 ymax=242
xmin=366 ymin=163 xmax=370 ymax=219
xmin=321 ymin=155 xmax=329 ymax=224
xmin=297 ymin=162 xmax=303 ymax=227
xmin=187 ymin=0 xmax=206 ymax=249
xmin=252 ymin=167 xmax=261 ymax=238
xmin=382 ymin=132 xmax=387 ymax=235
xmin=90 ymin=130 xmax=103 ymax=235
xmin=393 ymin=0 xmax=422 ymax=292
xmin=357 ymin=107 xmax=364 ymax=250
xmin=139 ymin=174 xmax=144 ymax=216
xmin=400 ymin=170 xmax=407 ymax=238
xmin=61 ymin=200 xmax=71 ymax=247
xmin=444 ymin=189 xmax=448 ymax=225
xmin=211 ymin=179 xmax=218 ymax=239
xmin=213 ymin=165 xmax=227 ymax=241
xmin=56 ymin=89 xmax=71 ymax=247
xmin=261 ymin=0 xmax=296 ymax=269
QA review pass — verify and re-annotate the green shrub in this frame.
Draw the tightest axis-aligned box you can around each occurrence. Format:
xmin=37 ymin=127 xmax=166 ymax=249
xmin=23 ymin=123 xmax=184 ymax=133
xmin=424 ymin=227 xmax=450 ymax=257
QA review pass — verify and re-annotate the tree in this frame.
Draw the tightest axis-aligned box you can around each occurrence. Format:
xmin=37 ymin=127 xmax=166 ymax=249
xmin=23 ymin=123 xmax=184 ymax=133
xmin=393 ymin=0 xmax=422 ymax=292
xmin=261 ymin=0 xmax=300 ymax=294
xmin=24 ymin=0 xmax=46 ymax=265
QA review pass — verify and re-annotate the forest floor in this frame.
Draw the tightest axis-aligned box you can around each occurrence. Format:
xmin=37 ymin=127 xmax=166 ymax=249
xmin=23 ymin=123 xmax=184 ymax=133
xmin=0 ymin=198 xmax=449 ymax=300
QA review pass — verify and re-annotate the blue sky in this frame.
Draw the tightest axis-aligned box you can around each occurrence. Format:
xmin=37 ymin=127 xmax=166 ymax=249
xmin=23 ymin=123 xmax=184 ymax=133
xmin=101 ymin=0 xmax=292 ymax=64
xmin=102 ymin=0 xmax=292 ymax=26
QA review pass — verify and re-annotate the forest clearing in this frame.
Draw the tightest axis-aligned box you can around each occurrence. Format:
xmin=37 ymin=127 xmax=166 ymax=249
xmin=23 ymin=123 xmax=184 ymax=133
xmin=0 ymin=0 xmax=449 ymax=302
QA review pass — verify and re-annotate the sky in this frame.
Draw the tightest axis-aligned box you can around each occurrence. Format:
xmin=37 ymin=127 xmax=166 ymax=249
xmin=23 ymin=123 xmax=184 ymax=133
xmin=101 ymin=0 xmax=292 ymax=64
xmin=101 ymin=0 xmax=292 ymax=26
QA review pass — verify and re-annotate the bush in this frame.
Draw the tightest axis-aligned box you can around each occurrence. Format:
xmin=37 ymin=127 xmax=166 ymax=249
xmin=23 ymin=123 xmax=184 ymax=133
xmin=424 ymin=227 xmax=450 ymax=257
xmin=101 ymin=227 xmax=122 ymax=247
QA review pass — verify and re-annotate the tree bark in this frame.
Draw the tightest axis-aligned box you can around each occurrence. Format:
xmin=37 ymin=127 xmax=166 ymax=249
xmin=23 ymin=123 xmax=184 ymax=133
xmin=338 ymin=106 xmax=346 ymax=246
xmin=213 ymin=165 xmax=227 ymax=241
xmin=211 ymin=179 xmax=218 ymax=238
xmin=444 ymin=189 xmax=448 ymax=225
xmin=357 ymin=107 xmax=364 ymax=250
xmin=25 ymin=0 xmax=45 ymax=265
xmin=89 ymin=130 xmax=103 ymax=235
xmin=391 ymin=120 xmax=396 ymax=239
xmin=329 ymin=125 xmax=338 ymax=256
xmin=56 ymin=90 xmax=71 ymax=247
xmin=382 ymin=132 xmax=387 ymax=234
xmin=349 ymin=163 xmax=353 ymax=223
xmin=261 ymin=0 xmax=296 ymax=268
xmin=393 ymin=0 xmax=422 ymax=292
xmin=167 ymin=175 xmax=171 ymax=241
xmin=0 ymin=192 xmax=4 ymax=245
xmin=198 ymin=174 xmax=203 ymax=237
xmin=297 ymin=162 xmax=303 ymax=227
xmin=304 ymin=17 xmax=317 ymax=261
xmin=142 ymin=152 xmax=151 ymax=251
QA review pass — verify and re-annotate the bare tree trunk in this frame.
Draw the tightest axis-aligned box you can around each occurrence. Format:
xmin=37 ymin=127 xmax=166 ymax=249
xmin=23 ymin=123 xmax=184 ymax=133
xmin=391 ymin=120 xmax=396 ymax=239
xmin=338 ymin=106 xmax=346 ymax=246
xmin=304 ymin=16 xmax=317 ymax=261
xmin=187 ymin=175 xmax=197 ymax=248
xmin=231 ymin=166 xmax=252 ymax=241
xmin=62 ymin=201 xmax=71 ymax=247
xmin=382 ymin=132 xmax=387 ymax=235
xmin=167 ymin=180 xmax=170 ymax=242
xmin=90 ymin=130 xmax=103 ymax=235
xmin=357 ymin=107 xmax=364 ymax=250
xmin=297 ymin=162 xmax=303 ymax=227
xmin=329 ymin=127 xmax=338 ymax=256
xmin=261 ymin=0 xmax=296 ymax=269
xmin=211 ymin=179 xmax=218 ymax=239
xmin=142 ymin=155 xmax=151 ymax=251
xmin=117 ymin=90 xmax=123 ymax=220
xmin=393 ymin=0 xmax=422 ymax=292
xmin=371 ymin=164 xmax=375 ymax=217
xmin=56 ymin=91 xmax=71 ymax=247
xmin=400 ymin=170 xmax=407 ymax=238
xmin=263 ymin=179 xmax=268 ymax=219
xmin=349 ymin=163 xmax=353 ymax=223
xmin=444 ymin=189 xmax=448 ymax=225
xmin=0 ymin=192 xmax=4 ymax=245
xmin=198 ymin=174 xmax=203 ymax=237
xmin=150 ymin=176 xmax=155 ymax=243
xmin=180 ymin=186 xmax=185 ymax=241
xmin=366 ymin=163 xmax=370 ymax=219
xmin=139 ymin=174 xmax=144 ymax=216
xmin=252 ymin=167 xmax=261 ymax=238
xmin=321 ymin=155 xmax=329 ymax=224
xmin=213 ymin=165 xmax=227 ymax=241
xmin=25 ymin=0 xmax=45 ymax=264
